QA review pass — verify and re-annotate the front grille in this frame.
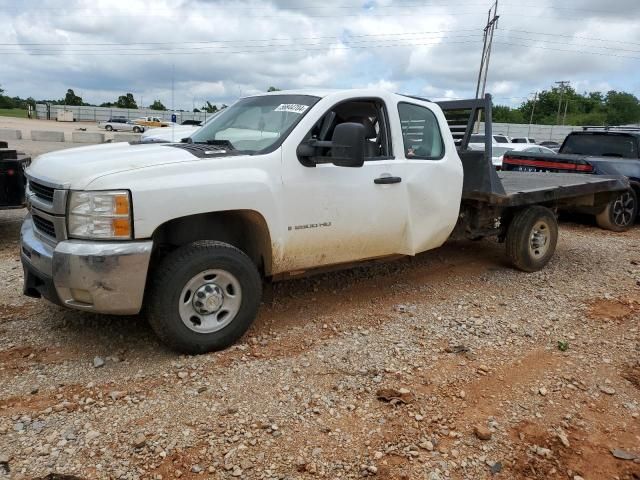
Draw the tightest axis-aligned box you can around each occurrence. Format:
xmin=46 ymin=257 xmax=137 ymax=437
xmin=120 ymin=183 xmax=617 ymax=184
xmin=29 ymin=180 xmax=55 ymax=202
xmin=33 ymin=215 xmax=56 ymax=239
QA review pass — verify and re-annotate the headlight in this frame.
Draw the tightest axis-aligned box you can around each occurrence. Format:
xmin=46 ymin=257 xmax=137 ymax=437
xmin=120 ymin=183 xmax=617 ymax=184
xmin=67 ymin=190 xmax=132 ymax=240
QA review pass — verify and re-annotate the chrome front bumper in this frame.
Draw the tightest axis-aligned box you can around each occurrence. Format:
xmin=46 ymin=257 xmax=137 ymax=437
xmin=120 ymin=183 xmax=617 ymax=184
xmin=21 ymin=214 xmax=153 ymax=315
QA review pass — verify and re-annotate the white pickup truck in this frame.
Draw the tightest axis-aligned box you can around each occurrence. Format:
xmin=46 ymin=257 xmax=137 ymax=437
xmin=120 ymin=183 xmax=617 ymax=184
xmin=21 ymin=89 xmax=627 ymax=353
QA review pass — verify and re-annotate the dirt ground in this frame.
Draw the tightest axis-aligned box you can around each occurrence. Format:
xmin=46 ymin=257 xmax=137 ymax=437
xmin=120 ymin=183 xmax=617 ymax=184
xmin=0 ymin=201 xmax=639 ymax=479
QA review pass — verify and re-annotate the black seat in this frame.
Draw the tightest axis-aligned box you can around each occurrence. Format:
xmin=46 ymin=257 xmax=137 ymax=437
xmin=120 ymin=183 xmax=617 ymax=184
xmin=345 ymin=116 xmax=379 ymax=157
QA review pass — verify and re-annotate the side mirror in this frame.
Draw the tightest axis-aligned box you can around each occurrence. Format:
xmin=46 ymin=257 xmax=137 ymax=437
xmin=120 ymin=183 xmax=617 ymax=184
xmin=330 ymin=122 xmax=365 ymax=167
xmin=296 ymin=122 xmax=366 ymax=167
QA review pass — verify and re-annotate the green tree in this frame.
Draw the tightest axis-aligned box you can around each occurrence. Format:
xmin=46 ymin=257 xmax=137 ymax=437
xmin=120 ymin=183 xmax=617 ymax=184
xmin=267 ymin=86 xmax=281 ymax=92
xmin=202 ymin=101 xmax=218 ymax=113
xmin=64 ymin=89 xmax=83 ymax=106
xmin=604 ymin=91 xmax=640 ymax=125
xmin=149 ymin=99 xmax=167 ymax=111
xmin=116 ymin=93 xmax=138 ymax=109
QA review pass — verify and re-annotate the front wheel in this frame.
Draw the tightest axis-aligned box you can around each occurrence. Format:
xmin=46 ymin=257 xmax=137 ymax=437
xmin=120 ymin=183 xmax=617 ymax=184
xmin=595 ymin=189 xmax=637 ymax=232
xmin=506 ymin=206 xmax=558 ymax=272
xmin=105 ymin=125 xmax=113 ymax=131
xmin=147 ymin=241 xmax=262 ymax=354
xmin=132 ymin=126 xmax=141 ymax=133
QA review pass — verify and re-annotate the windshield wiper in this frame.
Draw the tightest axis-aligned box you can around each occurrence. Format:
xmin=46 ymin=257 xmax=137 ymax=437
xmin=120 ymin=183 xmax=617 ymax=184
xmin=205 ymin=139 xmax=237 ymax=150
xmin=600 ymin=153 xmax=623 ymax=157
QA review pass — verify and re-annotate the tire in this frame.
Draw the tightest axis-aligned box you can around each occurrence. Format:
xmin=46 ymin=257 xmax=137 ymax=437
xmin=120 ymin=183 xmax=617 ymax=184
xmin=133 ymin=126 xmax=141 ymax=133
xmin=595 ymin=188 xmax=637 ymax=232
xmin=147 ymin=241 xmax=262 ymax=354
xmin=105 ymin=125 xmax=113 ymax=131
xmin=506 ymin=206 xmax=558 ymax=272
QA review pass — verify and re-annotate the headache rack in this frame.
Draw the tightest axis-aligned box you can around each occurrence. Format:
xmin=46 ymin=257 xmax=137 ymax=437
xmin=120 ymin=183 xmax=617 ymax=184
xmin=435 ymin=94 xmax=506 ymax=198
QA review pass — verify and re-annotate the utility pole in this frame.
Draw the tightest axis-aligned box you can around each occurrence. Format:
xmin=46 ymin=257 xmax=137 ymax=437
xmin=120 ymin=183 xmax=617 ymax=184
xmin=555 ymin=80 xmax=570 ymax=125
xmin=527 ymin=91 xmax=538 ymax=138
xmin=475 ymin=0 xmax=499 ymax=100
xmin=563 ymin=99 xmax=569 ymax=125
xmin=474 ymin=1 xmax=499 ymax=132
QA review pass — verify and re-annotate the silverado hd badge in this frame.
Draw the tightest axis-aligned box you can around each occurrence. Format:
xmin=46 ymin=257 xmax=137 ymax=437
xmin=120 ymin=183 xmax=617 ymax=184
xmin=288 ymin=222 xmax=332 ymax=231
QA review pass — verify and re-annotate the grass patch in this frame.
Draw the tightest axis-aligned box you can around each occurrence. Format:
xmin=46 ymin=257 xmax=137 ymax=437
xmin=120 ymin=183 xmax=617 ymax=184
xmin=0 ymin=108 xmax=28 ymax=118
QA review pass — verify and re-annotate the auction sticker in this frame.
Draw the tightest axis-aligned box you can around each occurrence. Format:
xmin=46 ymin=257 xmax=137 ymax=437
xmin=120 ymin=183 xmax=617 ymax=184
xmin=275 ymin=104 xmax=309 ymax=114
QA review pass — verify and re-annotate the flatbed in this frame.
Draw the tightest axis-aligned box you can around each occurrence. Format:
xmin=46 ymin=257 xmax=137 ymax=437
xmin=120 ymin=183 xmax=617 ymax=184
xmin=435 ymin=95 xmax=629 ymax=270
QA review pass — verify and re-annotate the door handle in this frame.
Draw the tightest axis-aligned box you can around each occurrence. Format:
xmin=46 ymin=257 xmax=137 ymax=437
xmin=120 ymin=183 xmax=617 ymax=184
xmin=374 ymin=176 xmax=402 ymax=184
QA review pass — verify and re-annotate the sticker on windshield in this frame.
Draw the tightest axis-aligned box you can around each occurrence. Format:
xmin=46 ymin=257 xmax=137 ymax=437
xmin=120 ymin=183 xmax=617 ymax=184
xmin=274 ymin=104 xmax=309 ymax=114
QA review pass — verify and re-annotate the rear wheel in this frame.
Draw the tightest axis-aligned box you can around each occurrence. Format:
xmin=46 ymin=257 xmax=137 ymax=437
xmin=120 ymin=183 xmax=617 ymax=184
xmin=506 ymin=206 xmax=558 ymax=272
xmin=132 ymin=126 xmax=141 ymax=133
xmin=147 ymin=241 xmax=262 ymax=354
xmin=595 ymin=189 xmax=637 ymax=232
xmin=105 ymin=125 xmax=113 ymax=131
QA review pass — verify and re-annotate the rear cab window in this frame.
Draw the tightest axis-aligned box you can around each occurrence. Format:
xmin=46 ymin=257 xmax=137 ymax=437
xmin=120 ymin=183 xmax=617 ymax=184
xmin=562 ymin=133 xmax=639 ymax=159
xmin=398 ymin=102 xmax=445 ymax=160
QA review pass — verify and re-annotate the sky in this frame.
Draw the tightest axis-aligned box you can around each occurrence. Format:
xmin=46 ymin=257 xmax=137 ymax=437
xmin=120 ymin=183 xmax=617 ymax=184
xmin=2 ymin=0 xmax=640 ymax=110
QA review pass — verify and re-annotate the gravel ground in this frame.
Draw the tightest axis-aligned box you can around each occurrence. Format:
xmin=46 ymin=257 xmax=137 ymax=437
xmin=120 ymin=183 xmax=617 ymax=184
xmin=0 ymin=206 xmax=639 ymax=479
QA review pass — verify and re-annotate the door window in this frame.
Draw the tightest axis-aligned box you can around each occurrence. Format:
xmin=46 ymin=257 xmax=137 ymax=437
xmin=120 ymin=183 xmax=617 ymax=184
xmin=398 ymin=103 xmax=444 ymax=160
xmin=302 ymin=99 xmax=393 ymax=162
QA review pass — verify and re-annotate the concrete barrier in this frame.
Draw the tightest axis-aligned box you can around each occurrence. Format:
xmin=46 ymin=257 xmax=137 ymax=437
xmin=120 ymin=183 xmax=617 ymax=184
xmin=72 ymin=132 xmax=105 ymax=143
xmin=31 ymin=130 xmax=65 ymax=142
xmin=0 ymin=129 xmax=22 ymax=140
xmin=113 ymin=133 xmax=141 ymax=143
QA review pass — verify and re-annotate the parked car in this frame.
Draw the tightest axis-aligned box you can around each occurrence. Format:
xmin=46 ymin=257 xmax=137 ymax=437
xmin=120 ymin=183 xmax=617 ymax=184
xmin=134 ymin=116 xmax=169 ymax=128
xmin=491 ymin=144 xmax=556 ymax=169
xmin=181 ymin=120 xmax=202 ymax=126
xmin=468 ymin=133 xmax=511 ymax=150
xmin=21 ymin=91 xmax=627 ymax=353
xmin=502 ymin=126 xmax=640 ymax=231
xmin=98 ymin=118 xmax=145 ymax=133
xmin=1 ymin=143 xmax=30 ymax=211
xmin=511 ymin=137 xmax=537 ymax=144
xmin=539 ymin=140 xmax=561 ymax=152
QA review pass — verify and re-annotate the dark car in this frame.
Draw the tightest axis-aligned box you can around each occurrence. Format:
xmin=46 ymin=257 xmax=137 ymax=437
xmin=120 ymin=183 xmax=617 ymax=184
xmin=1 ymin=143 xmax=30 ymax=210
xmin=502 ymin=127 xmax=640 ymax=231
xmin=181 ymin=120 xmax=202 ymax=126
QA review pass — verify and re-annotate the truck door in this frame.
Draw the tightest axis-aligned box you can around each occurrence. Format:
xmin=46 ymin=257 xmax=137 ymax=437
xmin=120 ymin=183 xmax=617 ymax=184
xmin=279 ymin=98 xmax=409 ymax=273
xmin=394 ymin=100 xmax=463 ymax=253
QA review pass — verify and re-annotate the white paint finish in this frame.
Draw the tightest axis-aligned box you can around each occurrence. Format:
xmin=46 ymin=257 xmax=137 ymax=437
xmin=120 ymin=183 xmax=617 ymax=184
xmin=27 ymin=88 xmax=464 ymax=277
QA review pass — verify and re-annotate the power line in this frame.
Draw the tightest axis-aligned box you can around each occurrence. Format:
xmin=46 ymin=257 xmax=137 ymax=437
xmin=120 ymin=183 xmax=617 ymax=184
xmin=0 ymin=29 xmax=480 ymax=52
xmin=494 ymin=41 xmax=640 ymax=61
xmin=1 ymin=34 xmax=482 ymax=54
xmin=0 ymin=38 xmax=482 ymax=56
xmin=495 ymin=33 xmax=640 ymax=55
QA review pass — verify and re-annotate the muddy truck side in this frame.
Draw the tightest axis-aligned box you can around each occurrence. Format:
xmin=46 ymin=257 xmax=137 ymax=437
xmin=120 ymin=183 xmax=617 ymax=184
xmin=20 ymin=89 xmax=628 ymax=353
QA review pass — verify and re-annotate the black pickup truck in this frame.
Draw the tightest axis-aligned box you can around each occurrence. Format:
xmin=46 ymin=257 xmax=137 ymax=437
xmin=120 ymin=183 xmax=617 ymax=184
xmin=1 ymin=141 xmax=30 ymax=210
xmin=502 ymin=127 xmax=640 ymax=231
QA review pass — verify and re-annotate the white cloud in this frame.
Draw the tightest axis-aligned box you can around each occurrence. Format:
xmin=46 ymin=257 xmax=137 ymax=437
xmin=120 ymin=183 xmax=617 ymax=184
xmin=1 ymin=0 xmax=639 ymax=109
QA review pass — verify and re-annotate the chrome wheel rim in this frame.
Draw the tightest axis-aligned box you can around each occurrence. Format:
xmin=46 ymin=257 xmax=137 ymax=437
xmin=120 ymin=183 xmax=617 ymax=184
xmin=529 ymin=220 xmax=550 ymax=259
xmin=612 ymin=191 xmax=635 ymax=227
xmin=178 ymin=269 xmax=242 ymax=334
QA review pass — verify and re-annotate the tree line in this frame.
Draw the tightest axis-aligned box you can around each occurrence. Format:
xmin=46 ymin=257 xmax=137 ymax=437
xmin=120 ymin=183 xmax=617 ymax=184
xmin=0 ymin=86 xmax=225 ymax=112
xmin=493 ymin=84 xmax=640 ymax=126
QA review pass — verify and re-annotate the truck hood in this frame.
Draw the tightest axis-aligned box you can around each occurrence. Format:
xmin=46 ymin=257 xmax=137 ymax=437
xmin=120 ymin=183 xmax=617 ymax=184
xmin=26 ymin=141 xmax=203 ymax=189
xmin=141 ymin=125 xmax=200 ymax=143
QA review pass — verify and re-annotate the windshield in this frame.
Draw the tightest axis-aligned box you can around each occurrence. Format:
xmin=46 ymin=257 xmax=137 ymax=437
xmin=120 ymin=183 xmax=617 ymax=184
xmin=190 ymin=94 xmax=320 ymax=153
xmin=562 ymin=134 xmax=638 ymax=158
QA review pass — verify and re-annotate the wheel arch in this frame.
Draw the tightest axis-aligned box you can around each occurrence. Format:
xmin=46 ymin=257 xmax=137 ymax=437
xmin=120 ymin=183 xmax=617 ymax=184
xmin=151 ymin=210 xmax=273 ymax=276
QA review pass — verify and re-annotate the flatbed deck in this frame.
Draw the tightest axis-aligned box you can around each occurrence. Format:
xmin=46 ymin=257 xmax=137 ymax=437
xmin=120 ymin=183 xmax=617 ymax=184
xmin=463 ymin=172 xmax=629 ymax=207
